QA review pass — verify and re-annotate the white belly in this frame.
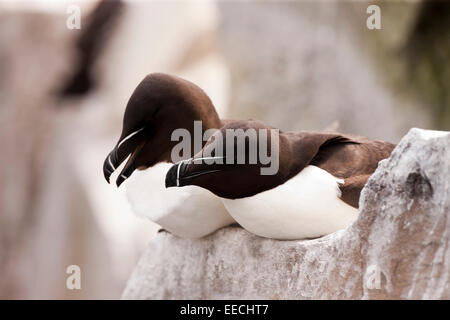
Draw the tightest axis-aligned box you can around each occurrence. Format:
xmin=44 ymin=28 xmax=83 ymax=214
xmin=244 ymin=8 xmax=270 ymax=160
xmin=125 ymin=162 xmax=235 ymax=238
xmin=221 ymin=165 xmax=358 ymax=240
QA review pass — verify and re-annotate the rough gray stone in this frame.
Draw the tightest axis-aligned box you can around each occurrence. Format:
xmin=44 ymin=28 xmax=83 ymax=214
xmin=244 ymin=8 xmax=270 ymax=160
xmin=122 ymin=128 xmax=450 ymax=299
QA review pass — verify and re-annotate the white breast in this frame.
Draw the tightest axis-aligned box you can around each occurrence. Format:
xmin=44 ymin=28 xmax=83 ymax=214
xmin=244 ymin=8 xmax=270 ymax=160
xmin=125 ymin=162 xmax=235 ymax=238
xmin=221 ymin=165 xmax=358 ymax=240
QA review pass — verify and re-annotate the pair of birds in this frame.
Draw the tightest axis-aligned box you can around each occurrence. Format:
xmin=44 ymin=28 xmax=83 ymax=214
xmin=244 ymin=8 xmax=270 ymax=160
xmin=103 ymin=73 xmax=395 ymax=240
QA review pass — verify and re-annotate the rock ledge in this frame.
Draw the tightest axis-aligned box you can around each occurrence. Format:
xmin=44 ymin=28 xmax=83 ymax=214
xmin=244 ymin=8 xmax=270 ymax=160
xmin=122 ymin=128 xmax=450 ymax=299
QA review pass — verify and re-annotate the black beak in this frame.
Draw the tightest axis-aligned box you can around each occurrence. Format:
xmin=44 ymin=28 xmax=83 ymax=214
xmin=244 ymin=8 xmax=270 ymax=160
xmin=165 ymin=159 xmax=221 ymax=188
xmin=165 ymin=161 xmax=188 ymax=188
xmin=103 ymin=126 xmax=147 ymax=187
xmin=103 ymin=147 xmax=119 ymax=184
xmin=103 ymin=141 xmax=145 ymax=187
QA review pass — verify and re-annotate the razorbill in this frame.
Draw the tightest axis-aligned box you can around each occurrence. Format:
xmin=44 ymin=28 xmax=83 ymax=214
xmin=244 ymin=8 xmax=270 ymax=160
xmin=103 ymin=73 xmax=235 ymax=238
xmin=165 ymin=120 xmax=395 ymax=240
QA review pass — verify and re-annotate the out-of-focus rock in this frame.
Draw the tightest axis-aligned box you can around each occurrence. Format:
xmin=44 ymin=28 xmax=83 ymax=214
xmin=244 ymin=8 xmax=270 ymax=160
xmin=122 ymin=128 xmax=450 ymax=299
xmin=0 ymin=1 xmax=230 ymax=299
xmin=217 ymin=2 xmax=432 ymax=141
xmin=0 ymin=7 xmax=126 ymax=299
xmin=0 ymin=10 xmax=76 ymax=298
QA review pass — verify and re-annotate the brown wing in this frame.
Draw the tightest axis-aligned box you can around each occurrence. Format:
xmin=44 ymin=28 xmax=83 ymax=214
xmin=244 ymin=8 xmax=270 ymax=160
xmin=310 ymin=133 xmax=395 ymax=178
xmin=285 ymin=131 xmax=395 ymax=208
xmin=338 ymin=174 xmax=372 ymax=208
xmin=311 ymin=133 xmax=395 ymax=208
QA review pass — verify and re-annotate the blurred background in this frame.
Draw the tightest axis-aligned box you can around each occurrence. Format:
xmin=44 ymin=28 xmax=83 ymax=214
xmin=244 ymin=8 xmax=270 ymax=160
xmin=0 ymin=0 xmax=448 ymax=299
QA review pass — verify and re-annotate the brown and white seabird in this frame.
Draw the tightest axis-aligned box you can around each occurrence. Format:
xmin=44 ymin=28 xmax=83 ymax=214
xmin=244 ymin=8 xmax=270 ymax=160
xmin=103 ymin=73 xmax=235 ymax=238
xmin=165 ymin=120 xmax=395 ymax=240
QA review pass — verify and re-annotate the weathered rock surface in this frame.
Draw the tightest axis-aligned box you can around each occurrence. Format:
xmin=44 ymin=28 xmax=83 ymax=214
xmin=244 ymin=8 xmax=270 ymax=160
xmin=122 ymin=128 xmax=449 ymax=299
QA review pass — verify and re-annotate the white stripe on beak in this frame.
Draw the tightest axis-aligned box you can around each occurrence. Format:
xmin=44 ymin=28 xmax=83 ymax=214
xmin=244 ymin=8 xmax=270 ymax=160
xmin=176 ymin=162 xmax=181 ymax=187
xmin=175 ymin=159 xmax=188 ymax=187
xmin=176 ymin=156 xmax=224 ymax=186
xmin=108 ymin=155 xmax=115 ymax=170
xmin=192 ymin=156 xmax=225 ymax=163
xmin=117 ymin=127 xmax=144 ymax=148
